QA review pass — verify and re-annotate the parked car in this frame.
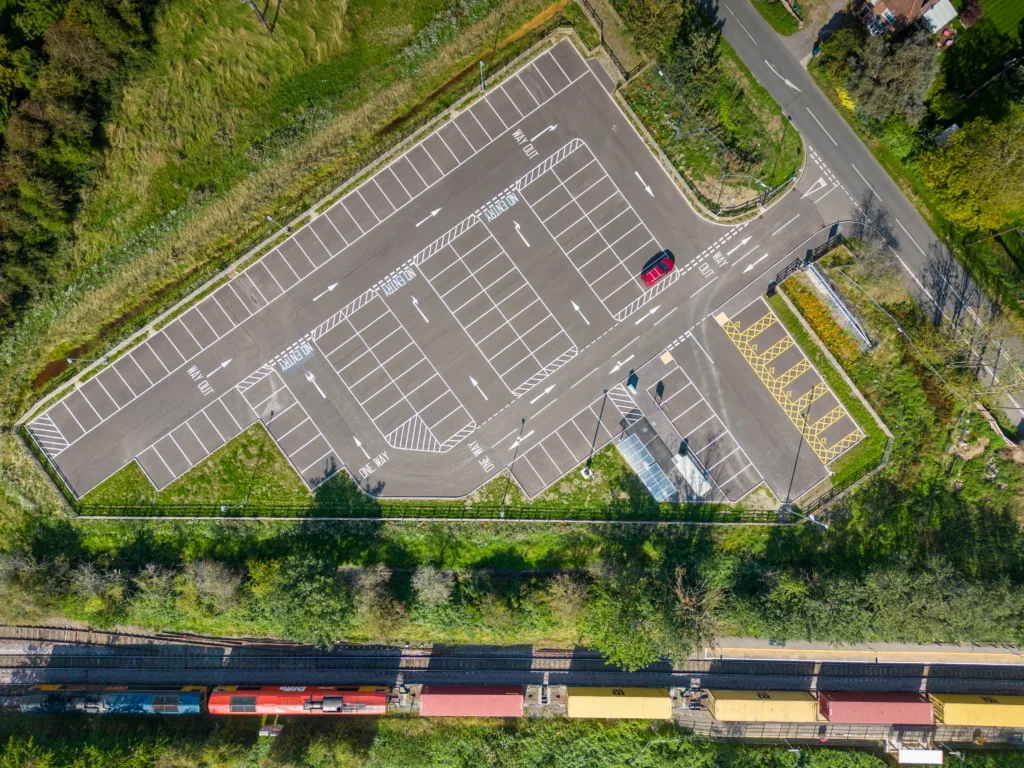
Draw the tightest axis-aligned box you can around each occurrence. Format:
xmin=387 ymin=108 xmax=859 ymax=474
xmin=641 ymin=250 xmax=675 ymax=287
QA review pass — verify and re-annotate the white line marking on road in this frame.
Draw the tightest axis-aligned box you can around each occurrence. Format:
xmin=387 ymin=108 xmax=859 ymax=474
xmin=895 ymin=218 xmax=927 ymax=257
xmin=690 ymin=276 xmax=718 ymax=298
xmin=733 ymin=245 xmax=758 ymax=265
xmin=743 ymin=253 xmax=771 ymax=274
xmin=529 ymin=385 xmax=554 ymax=405
xmin=653 ymin=306 xmax=679 ymax=327
xmin=813 ymin=183 xmax=840 ymax=204
xmin=508 ymin=430 xmax=535 ymax=451
xmin=764 ymin=60 xmax=801 ymax=92
xmin=496 ymin=427 xmax=518 ymax=444
xmin=726 ymin=236 xmax=752 ymax=256
xmin=530 ymin=124 xmax=557 ymax=142
xmin=801 ymin=177 xmax=827 ymax=199
xmin=727 ymin=8 xmax=757 ymax=44
xmin=633 ymin=170 xmax=654 ymax=197
xmin=609 ymin=354 xmax=634 ymax=374
xmin=771 ymin=215 xmax=800 ymax=237
xmin=571 ymin=366 xmax=599 ymax=389
xmin=686 ymin=332 xmax=714 ymax=365
xmin=571 ymin=300 xmax=590 ymax=325
xmin=354 ymin=436 xmax=371 ymax=460
xmin=634 ymin=304 xmax=661 ymax=325
xmin=411 ymin=296 xmax=430 ymax=323
xmin=806 ymin=107 xmax=838 ymax=146
xmin=532 ymin=397 xmax=557 ymax=418
xmin=851 ymin=164 xmax=881 ymax=201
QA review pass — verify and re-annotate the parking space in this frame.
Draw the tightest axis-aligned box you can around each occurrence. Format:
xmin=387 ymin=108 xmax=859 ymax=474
xmin=637 ymin=352 xmax=763 ymax=501
xmin=416 ymin=219 xmax=577 ymax=398
xmin=519 ymin=139 xmax=672 ymax=322
xmin=312 ymin=292 xmax=476 ymax=453
xmin=510 ymin=383 xmax=641 ymax=498
xmin=716 ymin=298 xmax=862 ymax=465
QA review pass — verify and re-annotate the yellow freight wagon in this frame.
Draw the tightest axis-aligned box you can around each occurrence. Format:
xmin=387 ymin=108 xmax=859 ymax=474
xmin=565 ymin=687 xmax=672 ymax=720
xmin=930 ymin=694 xmax=1024 ymax=727
xmin=708 ymin=690 xmax=819 ymax=723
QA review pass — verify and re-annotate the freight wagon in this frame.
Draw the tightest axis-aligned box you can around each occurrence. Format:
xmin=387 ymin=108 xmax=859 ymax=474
xmin=565 ymin=687 xmax=672 ymax=720
xmin=707 ymin=690 xmax=818 ymax=723
xmin=818 ymin=692 xmax=934 ymax=725
xmin=419 ymin=685 xmax=524 ymax=717
xmin=930 ymin=694 xmax=1024 ymax=727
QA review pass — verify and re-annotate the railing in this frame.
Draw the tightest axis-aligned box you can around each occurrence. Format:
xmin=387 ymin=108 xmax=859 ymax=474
xmin=577 ymin=0 xmax=644 ymax=82
xmin=76 ymin=501 xmax=785 ymax=524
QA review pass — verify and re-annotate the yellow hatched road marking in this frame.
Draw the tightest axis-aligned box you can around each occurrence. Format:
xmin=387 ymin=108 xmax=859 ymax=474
xmin=718 ymin=309 xmax=861 ymax=463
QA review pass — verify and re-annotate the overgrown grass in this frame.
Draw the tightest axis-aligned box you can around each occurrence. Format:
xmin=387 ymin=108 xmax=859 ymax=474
xmin=766 ymin=290 xmax=888 ymax=489
xmin=0 ymin=0 xmax=581 ymax=422
xmin=623 ymin=47 xmax=802 ymax=210
xmin=979 ymin=0 xmax=1024 ymax=37
xmin=748 ymin=0 xmax=801 ymax=35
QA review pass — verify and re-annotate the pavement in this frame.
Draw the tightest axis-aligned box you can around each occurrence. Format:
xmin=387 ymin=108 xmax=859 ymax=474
xmin=27 ymin=39 xmax=880 ymax=505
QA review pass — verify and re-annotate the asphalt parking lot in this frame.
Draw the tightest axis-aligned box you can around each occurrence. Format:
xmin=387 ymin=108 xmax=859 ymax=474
xmin=28 ymin=39 xmax=861 ymax=506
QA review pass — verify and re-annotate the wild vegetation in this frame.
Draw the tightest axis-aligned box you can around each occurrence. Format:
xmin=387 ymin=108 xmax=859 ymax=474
xmin=811 ymin=17 xmax=1024 ymax=315
xmin=0 ymin=715 xmax=972 ymax=768
xmin=619 ymin=0 xmax=802 ymax=210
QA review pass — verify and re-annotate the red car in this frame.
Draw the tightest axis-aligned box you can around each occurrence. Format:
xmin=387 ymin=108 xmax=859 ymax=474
xmin=641 ymin=251 xmax=675 ymax=287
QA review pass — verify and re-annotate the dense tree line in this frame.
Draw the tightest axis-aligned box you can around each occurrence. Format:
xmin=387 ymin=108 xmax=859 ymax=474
xmin=0 ymin=0 xmax=152 ymax=330
xmin=812 ymin=19 xmax=1024 ymax=233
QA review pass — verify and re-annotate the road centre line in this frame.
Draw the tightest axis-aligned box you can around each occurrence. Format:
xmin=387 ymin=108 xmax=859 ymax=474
xmin=805 ymin=107 xmax=838 ymax=146
xmin=571 ymin=366 xmax=600 ymax=389
xmin=851 ymin=164 xmax=881 ymax=201
xmin=612 ymin=337 xmax=640 ymax=360
xmin=771 ymin=214 xmax=800 ymax=237
xmin=532 ymin=398 xmax=559 ymax=419
xmin=690 ymin=276 xmax=718 ymax=298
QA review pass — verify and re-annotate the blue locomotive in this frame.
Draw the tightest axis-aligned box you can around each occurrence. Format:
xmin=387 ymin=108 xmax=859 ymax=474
xmin=16 ymin=684 xmax=204 ymax=714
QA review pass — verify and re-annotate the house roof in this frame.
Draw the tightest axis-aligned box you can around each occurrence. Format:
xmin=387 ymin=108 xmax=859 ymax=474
xmin=922 ymin=0 xmax=958 ymax=31
xmin=868 ymin=0 xmax=942 ymax=26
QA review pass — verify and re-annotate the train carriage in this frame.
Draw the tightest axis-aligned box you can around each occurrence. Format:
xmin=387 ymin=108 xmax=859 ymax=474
xmin=419 ymin=685 xmax=524 ymax=717
xmin=707 ymin=690 xmax=819 ymax=723
xmin=17 ymin=685 xmax=204 ymax=715
xmin=565 ymin=687 xmax=672 ymax=720
xmin=208 ymin=685 xmax=389 ymax=716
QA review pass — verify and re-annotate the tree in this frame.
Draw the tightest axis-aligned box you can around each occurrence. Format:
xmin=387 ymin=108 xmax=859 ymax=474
xmin=579 ymin=573 xmax=665 ymax=671
xmin=620 ymin=0 xmax=681 ymax=58
xmin=412 ymin=565 xmax=456 ymax=608
xmin=919 ymin=106 xmax=1024 ymax=231
xmin=846 ymin=28 xmax=940 ymax=125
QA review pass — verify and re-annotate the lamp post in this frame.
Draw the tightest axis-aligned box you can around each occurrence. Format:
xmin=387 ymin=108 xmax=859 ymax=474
xmin=66 ymin=356 xmax=108 ymax=365
xmin=479 ymin=60 xmax=485 ymax=92
xmin=266 ymin=214 xmax=291 ymax=233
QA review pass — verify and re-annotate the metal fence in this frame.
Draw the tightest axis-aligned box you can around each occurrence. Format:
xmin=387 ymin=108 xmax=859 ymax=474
xmin=76 ymin=501 xmax=785 ymax=524
xmin=577 ymin=0 xmax=644 ymax=82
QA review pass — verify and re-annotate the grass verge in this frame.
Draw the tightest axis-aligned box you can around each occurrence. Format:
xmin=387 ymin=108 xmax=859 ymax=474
xmin=766 ymin=290 xmax=889 ymax=489
xmin=748 ymin=0 xmax=801 ymax=35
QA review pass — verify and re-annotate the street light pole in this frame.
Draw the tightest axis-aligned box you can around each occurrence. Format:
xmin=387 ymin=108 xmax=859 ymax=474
xmin=266 ymin=214 xmax=291 ymax=233
xmin=66 ymin=356 xmax=109 ymax=365
xmin=479 ymin=60 xmax=485 ymax=92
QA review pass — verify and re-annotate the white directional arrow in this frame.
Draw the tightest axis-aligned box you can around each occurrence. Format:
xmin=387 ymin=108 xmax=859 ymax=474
xmin=743 ymin=253 xmax=771 ymax=274
xmin=634 ymin=304 xmax=661 ymax=326
xmin=530 ymin=124 xmax=557 ymax=142
xmin=801 ymin=177 xmax=828 ymax=199
xmin=513 ymin=221 xmax=530 ymax=248
xmin=529 ymin=384 xmax=554 ymax=405
xmin=206 ymin=359 xmax=232 ymax=378
xmin=634 ymin=170 xmax=654 ymax=197
xmin=415 ymin=208 xmax=442 ymax=227
xmin=609 ymin=354 xmax=635 ymax=374
xmin=571 ymin=300 xmax=590 ymax=326
xmin=313 ymin=283 xmax=338 ymax=302
xmin=764 ymin=60 xmax=802 ymax=92
xmin=304 ymin=370 xmax=326 ymax=398
xmin=470 ymin=375 xmax=488 ymax=401
xmin=354 ymin=436 xmax=370 ymax=460
xmin=412 ymin=296 xmax=429 ymax=323
xmin=726 ymin=236 xmax=752 ymax=257
xmin=508 ymin=430 xmax=535 ymax=451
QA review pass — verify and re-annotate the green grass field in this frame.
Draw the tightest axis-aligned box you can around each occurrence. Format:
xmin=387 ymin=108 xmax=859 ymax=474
xmin=979 ymin=0 xmax=1024 ymax=37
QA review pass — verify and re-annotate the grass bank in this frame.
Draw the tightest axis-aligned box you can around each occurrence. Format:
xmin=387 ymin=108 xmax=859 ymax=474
xmin=623 ymin=44 xmax=802 ymax=212
xmin=749 ymin=0 xmax=801 ymax=35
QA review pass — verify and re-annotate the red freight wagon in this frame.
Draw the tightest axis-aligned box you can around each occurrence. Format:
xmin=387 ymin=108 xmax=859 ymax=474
xmin=818 ymin=692 xmax=934 ymax=725
xmin=208 ymin=686 xmax=388 ymax=716
xmin=419 ymin=685 xmax=524 ymax=717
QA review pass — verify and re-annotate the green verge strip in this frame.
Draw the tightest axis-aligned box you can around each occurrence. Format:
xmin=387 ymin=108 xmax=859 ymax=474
xmin=766 ymin=291 xmax=889 ymax=489
xmin=747 ymin=0 xmax=801 ymax=36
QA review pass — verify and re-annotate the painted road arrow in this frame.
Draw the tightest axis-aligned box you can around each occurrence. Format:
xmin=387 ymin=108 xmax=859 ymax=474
xmin=206 ymin=359 xmax=232 ymax=378
xmin=726 ymin=236 xmax=752 ymax=257
xmin=634 ymin=304 xmax=661 ymax=326
xmin=571 ymin=300 xmax=590 ymax=326
xmin=313 ymin=283 xmax=338 ymax=301
xmin=354 ymin=436 xmax=370 ymax=460
xmin=530 ymin=124 xmax=557 ymax=142
xmin=412 ymin=296 xmax=429 ymax=323
xmin=470 ymin=375 xmax=488 ymax=401
xmin=304 ymin=370 xmax=326 ymax=398
xmin=764 ymin=60 xmax=802 ymax=92
xmin=415 ymin=209 xmax=442 ymax=227
xmin=609 ymin=354 xmax=635 ymax=374
xmin=508 ymin=430 xmax=535 ymax=451
xmin=529 ymin=384 xmax=554 ymax=405
xmin=634 ymin=170 xmax=654 ymax=197
xmin=513 ymin=221 xmax=530 ymax=248
xmin=743 ymin=253 xmax=771 ymax=274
